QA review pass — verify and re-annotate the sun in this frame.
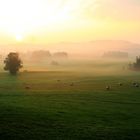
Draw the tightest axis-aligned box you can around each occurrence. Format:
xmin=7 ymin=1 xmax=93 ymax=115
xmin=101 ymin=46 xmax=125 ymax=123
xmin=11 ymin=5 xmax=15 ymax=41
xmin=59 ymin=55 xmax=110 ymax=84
xmin=0 ymin=0 xmax=98 ymax=41
xmin=15 ymin=34 xmax=23 ymax=42
xmin=0 ymin=0 xmax=77 ymax=38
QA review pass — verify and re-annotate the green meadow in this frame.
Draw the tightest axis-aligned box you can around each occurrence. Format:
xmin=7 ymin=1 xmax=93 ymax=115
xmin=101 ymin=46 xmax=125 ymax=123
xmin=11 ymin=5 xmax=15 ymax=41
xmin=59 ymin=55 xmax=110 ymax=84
xmin=0 ymin=70 xmax=140 ymax=140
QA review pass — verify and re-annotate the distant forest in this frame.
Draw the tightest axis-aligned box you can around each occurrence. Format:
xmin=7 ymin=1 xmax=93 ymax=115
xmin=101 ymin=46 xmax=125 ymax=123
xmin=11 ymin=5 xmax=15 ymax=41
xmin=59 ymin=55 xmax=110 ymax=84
xmin=102 ymin=51 xmax=128 ymax=59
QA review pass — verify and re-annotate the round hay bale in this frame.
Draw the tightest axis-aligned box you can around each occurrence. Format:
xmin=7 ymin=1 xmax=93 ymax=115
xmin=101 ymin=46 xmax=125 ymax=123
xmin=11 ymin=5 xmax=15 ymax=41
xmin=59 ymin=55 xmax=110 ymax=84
xmin=135 ymin=84 xmax=139 ymax=88
xmin=106 ymin=86 xmax=111 ymax=90
xmin=25 ymin=86 xmax=30 ymax=89
xmin=70 ymin=83 xmax=74 ymax=86
xmin=118 ymin=83 xmax=123 ymax=86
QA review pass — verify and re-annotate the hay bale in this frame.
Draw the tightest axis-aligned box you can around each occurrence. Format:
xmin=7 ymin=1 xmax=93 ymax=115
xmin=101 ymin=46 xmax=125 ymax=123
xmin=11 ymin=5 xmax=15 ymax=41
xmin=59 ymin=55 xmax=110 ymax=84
xmin=70 ymin=83 xmax=74 ymax=86
xmin=118 ymin=83 xmax=123 ymax=86
xmin=132 ymin=82 xmax=139 ymax=87
xmin=106 ymin=86 xmax=111 ymax=90
xmin=132 ymin=82 xmax=137 ymax=86
xmin=135 ymin=84 xmax=139 ymax=87
xmin=25 ymin=86 xmax=30 ymax=89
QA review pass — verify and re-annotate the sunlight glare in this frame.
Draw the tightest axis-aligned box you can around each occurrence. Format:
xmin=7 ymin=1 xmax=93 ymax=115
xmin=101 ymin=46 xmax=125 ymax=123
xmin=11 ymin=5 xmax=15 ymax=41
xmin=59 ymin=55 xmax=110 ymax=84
xmin=15 ymin=34 xmax=23 ymax=42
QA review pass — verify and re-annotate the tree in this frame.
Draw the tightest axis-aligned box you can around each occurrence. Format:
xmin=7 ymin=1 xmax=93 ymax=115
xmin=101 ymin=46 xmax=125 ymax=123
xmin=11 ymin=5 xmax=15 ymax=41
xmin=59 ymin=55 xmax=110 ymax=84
xmin=129 ymin=56 xmax=140 ymax=71
xmin=4 ymin=52 xmax=23 ymax=75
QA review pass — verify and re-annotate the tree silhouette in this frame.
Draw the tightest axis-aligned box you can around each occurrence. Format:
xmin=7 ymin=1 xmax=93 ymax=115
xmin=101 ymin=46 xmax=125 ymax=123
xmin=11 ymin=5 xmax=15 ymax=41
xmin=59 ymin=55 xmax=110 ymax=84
xmin=4 ymin=52 xmax=23 ymax=75
xmin=129 ymin=56 xmax=140 ymax=71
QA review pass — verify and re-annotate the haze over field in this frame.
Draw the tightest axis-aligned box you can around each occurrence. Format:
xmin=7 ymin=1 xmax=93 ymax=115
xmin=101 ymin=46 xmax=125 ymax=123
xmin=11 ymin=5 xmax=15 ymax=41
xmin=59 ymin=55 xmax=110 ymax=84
xmin=0 ymin=0 xmax=139 ymax=68
xmin=0 ymin=40 xmax=139 ymax=59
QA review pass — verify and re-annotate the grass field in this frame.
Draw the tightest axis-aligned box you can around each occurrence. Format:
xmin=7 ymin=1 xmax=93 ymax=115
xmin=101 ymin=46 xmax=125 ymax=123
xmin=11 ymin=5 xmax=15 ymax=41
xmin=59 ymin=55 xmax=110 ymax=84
xmin=0 ymin=71 xmax=140 ymax=140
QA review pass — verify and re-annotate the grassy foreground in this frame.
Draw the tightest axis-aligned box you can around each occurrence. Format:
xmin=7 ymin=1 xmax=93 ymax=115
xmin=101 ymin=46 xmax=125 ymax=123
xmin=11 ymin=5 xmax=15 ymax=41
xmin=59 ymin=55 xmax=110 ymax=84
xmin=0 ymin=71 xmax=140 ymax=140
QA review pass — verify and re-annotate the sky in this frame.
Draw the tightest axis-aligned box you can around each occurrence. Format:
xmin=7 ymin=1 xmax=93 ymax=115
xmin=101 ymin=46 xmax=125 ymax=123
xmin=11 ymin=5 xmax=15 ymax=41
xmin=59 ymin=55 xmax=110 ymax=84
xmin=0 ymin=0 xmax=140 ymax=44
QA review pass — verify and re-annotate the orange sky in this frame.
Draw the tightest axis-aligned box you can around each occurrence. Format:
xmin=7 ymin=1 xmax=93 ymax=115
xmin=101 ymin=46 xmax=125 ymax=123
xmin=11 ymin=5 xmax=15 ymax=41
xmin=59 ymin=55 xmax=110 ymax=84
xmin=0 ymin=0 xmax=140 ymax=44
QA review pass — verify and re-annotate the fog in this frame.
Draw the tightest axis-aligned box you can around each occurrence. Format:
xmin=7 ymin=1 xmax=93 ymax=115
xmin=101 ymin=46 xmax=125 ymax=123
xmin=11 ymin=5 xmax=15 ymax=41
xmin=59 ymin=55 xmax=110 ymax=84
xmin=0 ymin=40 xmax=139 ymax=76
xmin=0 ymin=51 xmax=132 ymax=76
xmin=1 ymin=40 xmax=140 ymax=57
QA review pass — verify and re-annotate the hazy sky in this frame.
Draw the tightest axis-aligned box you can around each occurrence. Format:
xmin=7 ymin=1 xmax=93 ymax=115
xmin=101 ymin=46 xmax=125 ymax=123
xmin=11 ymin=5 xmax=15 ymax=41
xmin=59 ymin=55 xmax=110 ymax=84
xmin=0 ymin=0 xmax=140 ymax=44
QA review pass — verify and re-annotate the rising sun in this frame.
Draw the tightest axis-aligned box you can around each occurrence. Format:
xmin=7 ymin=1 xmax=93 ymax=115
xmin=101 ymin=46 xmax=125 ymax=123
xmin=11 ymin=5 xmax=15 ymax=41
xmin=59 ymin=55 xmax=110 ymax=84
xmin=15 ymin=34 xmax=23 ymax=42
